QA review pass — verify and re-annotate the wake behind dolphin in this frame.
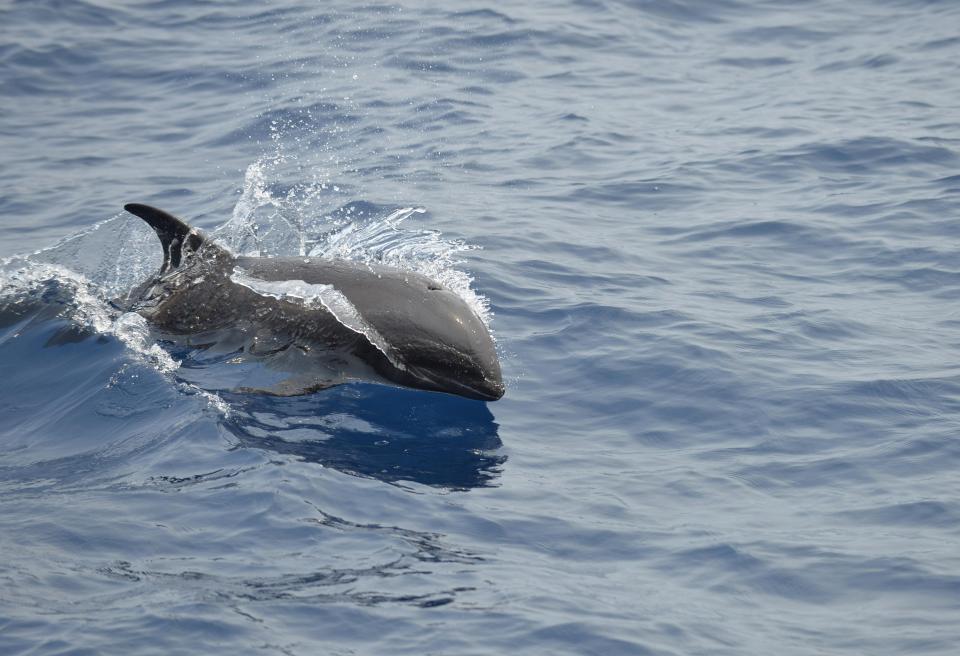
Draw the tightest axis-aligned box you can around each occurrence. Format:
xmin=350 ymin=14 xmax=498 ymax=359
xmin=118 ymin=203 xmax=504 ymax=401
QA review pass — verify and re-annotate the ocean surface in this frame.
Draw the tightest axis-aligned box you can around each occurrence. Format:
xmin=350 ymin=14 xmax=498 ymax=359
xmin=2 ymin=1 xmax=960 ymax=654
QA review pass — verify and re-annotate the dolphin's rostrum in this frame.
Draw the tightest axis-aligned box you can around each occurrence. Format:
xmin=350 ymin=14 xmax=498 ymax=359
xmin=120 ymin=203 xmax=504 ymax=401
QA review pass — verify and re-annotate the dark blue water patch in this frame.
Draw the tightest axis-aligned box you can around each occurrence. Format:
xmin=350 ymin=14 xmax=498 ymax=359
xmin=899 ymin=100 xmax=937 ymax=111
xmin=562 ymin=180 xmax=706 ymax=210
xmin=2 ymin=44 xmax=101 ymax=71
xmin=828 ymin=555 xmax=960 ymax=603
xmin=834 ymin=501 xmax=960 ymax=528
xmin=713 ymin=56 xmax=795 ymax=69
xmin=220 ymin=386 xmax=504 ymax=490
xmin=882 ymin=431 xmax=960 ymax=475
xmin=673 ymin=541 xmax=960 ymax=611
xmin=620 ymin=0 xmax=749 ymax=24
xmin=522 ymin=624 xmax=658 ymax=656
xmin=449 ymin=8 xmax=517 ymax=24
xmin=815 ymin=54 xmax=901 ymax=72
xmin=729 ymin=24 xmax=836 ymax=46
xmin=904 ymin=266 xmax=960 ymax=293
xmin=397 ymin=109 xmax=484 ymax=131
xmin=932 ymin=173 xmax=960 ymax=187
xmin=730 ymin=137 xmax=959 ymax=181
xmin=920 ymin=35 xmax=960 ymax=50
xmin=728 ymin=436 xmax=960 ymax=496
xmin=665 ymin=543 xmax=835 ymax=603
xmin=5 ymin=0 xmax=123 ymax=27
xmin=692 ymin=290 xmax=791 ymax=309
xmin=510 ymin=245 xmax=664 ymax=286
xmin=756 ymin=377 xmax=960 ymax=441
xmin=437 ymin=29 xmax=534 ymax=50
xmin=764 ymin=310 xmax=872 ymax=343
xmin=806 ymin=199 xmax=893 ymax=218
xmin=384 ymin=56 xmax=462 ymax=75
xmin=657 ymin=219 xmax=865 ymax=263
xmin=885 ymin=0 xmax=960 ymax=8
xmin=157 ymin=6 xmax=316 ymax=32
xmin=733 ymin=456 xmax=876 ymax=491
xmin=459 ymin=84 xmax=494 ymax=96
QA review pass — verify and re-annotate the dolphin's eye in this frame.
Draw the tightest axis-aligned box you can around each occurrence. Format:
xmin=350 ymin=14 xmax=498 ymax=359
xmin=427 ymin=283 xmax=443 ymax=291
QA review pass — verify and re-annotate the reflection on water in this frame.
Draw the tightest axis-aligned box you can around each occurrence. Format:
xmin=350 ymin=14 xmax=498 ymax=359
xmin=219 ymin=384 xmax=504 ymax=489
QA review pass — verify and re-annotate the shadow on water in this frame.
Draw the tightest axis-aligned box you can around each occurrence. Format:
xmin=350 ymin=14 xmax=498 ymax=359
xmin=218 ymin=383 xmax=505 ymax=490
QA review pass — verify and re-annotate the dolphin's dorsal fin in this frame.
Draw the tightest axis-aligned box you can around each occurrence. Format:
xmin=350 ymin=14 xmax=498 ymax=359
xmin=124 ymin=203 xmax=207 ymax=273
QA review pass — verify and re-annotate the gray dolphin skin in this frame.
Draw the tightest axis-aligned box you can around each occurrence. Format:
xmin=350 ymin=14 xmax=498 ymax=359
xmin=120 ymin=203 xmax=504 ymax=401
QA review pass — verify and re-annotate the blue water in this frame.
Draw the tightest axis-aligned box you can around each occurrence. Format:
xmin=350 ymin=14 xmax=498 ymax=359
xmin=3 ymin=1 xmax=960 ymax=654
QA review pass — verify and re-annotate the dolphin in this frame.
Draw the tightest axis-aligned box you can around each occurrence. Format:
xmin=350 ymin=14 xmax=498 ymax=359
xmin=118 ymin=203 xmax=504 ymax=401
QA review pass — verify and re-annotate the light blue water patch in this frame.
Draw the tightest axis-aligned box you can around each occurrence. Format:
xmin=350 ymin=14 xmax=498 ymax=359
xmin=2 ymin=1 xmax=960 ymax=654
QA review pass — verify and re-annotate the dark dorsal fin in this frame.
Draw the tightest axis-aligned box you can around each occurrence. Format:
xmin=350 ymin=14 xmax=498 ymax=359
xmin=124 ymin=203 xmax=207 ymax=273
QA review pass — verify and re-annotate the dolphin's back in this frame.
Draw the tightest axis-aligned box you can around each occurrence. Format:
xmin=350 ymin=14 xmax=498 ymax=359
xmin=234 ymin=256 xmax=499 ymax=379
xmin=235 ymin=256 xmax=440 ymax=314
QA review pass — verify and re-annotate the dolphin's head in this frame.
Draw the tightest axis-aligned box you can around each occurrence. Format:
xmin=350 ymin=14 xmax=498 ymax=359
xmin=352 ymin=274 xmax=505 ymax=402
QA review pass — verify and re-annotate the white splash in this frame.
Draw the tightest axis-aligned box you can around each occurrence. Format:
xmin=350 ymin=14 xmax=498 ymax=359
xmin=215 ymin=156 xmax=492 ymax=325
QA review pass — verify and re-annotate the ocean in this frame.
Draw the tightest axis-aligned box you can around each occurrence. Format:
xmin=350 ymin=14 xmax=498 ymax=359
xmin=2 ymin=1 xmax=960 ymax=654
